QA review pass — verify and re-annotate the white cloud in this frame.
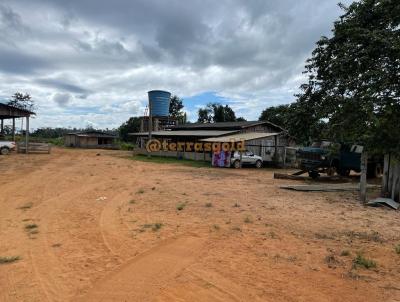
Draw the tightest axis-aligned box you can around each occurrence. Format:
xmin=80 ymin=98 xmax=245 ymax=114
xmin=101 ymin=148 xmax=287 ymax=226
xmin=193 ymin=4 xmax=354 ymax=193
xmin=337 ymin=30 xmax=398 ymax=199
xmin=0 ymin=0 xmax=353 ymax=129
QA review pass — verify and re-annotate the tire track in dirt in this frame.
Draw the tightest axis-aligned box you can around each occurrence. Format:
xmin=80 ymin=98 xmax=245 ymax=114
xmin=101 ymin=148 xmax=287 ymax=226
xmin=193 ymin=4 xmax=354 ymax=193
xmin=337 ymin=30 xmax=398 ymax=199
xmin=74 ymin=235 xmax=205 ymax=302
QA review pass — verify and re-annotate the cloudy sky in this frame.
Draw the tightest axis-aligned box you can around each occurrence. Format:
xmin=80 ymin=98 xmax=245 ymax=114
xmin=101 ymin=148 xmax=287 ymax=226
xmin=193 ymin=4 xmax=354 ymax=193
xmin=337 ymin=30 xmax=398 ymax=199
xmin=0 ymin=0 xmax=352 ymax=130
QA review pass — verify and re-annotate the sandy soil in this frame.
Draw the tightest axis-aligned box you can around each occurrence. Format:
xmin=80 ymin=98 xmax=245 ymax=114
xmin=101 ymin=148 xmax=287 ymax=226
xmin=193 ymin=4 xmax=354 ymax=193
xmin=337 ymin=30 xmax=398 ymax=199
xmin=0 ymin=148 xmax=400 ymax=302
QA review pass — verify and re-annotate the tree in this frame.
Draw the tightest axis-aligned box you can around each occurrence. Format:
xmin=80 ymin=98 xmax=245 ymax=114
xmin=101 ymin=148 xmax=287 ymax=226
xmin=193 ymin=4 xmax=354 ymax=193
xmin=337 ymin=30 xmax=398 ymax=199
xmin=259 ymin=104 xmax=291 ymax=126
xmin=169 ymin=95 xmax=187 ymax=124
xmin=297 ymin=0 xmax=400 ymax=153
xmin=7 ymin=92 xmax=35 ymax=111
xmin=259 ymin=102 xmax=328 ymax=145
xmin=169 ymin=95 xmax=183 ymax=117
xmin=119 ymin=117 xmax=141 ymax=142
xmin=197 ymin=103 xmax=238 ymax=123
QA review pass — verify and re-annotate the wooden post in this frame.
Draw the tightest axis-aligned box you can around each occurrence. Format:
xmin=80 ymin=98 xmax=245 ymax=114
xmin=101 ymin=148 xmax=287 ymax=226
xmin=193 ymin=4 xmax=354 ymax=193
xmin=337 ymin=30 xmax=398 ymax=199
xmin=25 ymin=116 xmax=29 ymax=154
xmin=283 ymin=147 xmax=287 ymax=168
xmin=382 ymin=154 xmax=390 ymax=195
xmin=391 ymin=163 xmax=399 ymax=201
xmin=360 ymin=152 xmax=368 ymax=203
xmin=12 ymin=118 xmax=15 ymax=141
xmin=147 ymin=101 xmax=152 ymax=159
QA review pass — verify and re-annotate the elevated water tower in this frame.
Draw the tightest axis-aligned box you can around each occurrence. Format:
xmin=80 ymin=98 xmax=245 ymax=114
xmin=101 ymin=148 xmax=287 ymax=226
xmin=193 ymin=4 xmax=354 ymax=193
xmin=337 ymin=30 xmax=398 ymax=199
xmin=146 ymin=90 xmax=171 ymax=157
xmin=148 ymin=90 xmax=171 ymax=117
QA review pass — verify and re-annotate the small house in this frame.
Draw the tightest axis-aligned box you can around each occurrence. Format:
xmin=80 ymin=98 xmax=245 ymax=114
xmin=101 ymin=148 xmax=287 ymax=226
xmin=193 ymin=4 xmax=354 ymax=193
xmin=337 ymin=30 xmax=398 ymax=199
xmin=64 ymin=131 xmax=117 ymax=149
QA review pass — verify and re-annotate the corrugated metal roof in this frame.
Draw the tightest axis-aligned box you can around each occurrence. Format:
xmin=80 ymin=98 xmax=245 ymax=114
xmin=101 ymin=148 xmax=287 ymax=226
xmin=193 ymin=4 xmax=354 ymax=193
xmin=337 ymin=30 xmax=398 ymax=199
xmin=129 ymin=130 xmax=238 ymax=137
xmin=171 ymin=121 xmax=285 ymax=132
xmin=66 ymin=131 xmax=117 ymax=138
xmin=200 ymin=132 xmax=280 ymax=142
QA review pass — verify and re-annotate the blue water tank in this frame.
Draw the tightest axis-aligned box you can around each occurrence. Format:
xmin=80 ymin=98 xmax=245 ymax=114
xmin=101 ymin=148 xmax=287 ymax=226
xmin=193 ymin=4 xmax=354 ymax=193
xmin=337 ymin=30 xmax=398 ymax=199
xmin=148 ymin=90 xmax=171 ymax=116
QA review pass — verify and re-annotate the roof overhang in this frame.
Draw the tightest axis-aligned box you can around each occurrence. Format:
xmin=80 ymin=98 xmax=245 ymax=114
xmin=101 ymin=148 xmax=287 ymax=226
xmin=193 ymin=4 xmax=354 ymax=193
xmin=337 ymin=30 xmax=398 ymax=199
xmin=129 ymin=130 xmax=239 ymax=138
xmin=0 ymin=103 xmax=35 ymax=119
xmin=200 ymin=132 xmax=281 ymax=142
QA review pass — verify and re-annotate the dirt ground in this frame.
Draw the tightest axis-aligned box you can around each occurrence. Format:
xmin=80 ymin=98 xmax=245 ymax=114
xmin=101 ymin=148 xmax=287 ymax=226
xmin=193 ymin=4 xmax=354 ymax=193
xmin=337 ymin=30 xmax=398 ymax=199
xmin=1 ymin=148 xmax=400 ymax=302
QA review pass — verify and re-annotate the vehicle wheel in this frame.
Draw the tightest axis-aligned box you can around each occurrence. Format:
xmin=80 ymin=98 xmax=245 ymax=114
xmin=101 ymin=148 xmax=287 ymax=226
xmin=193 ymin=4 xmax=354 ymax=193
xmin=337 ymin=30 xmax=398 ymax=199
xmin=233 ymin=160 xmax=241 ymax=169
xmin=0 ymin=147 xmax=10 ymax=155
xmin=309 ymin=171 xmax=320 ymax=179
xmin=339 ymin=169 xmax=350 ymax=177
xmin=255 ymin=160 xmax=262 ymax=169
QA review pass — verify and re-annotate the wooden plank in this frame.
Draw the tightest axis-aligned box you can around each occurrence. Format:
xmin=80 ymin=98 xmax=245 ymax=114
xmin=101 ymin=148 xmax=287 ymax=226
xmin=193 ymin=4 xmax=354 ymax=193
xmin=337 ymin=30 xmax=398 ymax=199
xmin=25 ymin=116 xmax=29 ymax=154
xmin=382 ymin=154 xmax=390 ymax=194
xmin=360 ymin=152 xmax=368 ymax=203
xmin=273 ymin=173 xmax=350 ymax=182
xmin=280 ymin=183 xmax=379 ymax=192
xmin=392 ymin=162 xmax=400 ymax=201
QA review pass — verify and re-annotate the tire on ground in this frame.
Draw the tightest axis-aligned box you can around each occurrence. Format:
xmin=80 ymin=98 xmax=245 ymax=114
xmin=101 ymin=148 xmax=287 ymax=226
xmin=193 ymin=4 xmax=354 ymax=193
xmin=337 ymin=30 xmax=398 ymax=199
xmin=0 ymin=147 xmax=10 ymax=155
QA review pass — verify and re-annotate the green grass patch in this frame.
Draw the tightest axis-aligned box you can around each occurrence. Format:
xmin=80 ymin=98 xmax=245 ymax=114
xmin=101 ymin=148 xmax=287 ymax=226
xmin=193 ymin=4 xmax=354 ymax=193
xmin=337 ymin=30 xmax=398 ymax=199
xmin=25 ymin=224 xmax=38 ymax=230
xmin=244 ymin=216 xmax=253 ymax=223
xmin=131 ymin=154 xmax=209 ymax=168
xmin=340 ymin=250 xmax=351 ymax=256
xmin=152 ymin=223 xmax=163 ymax=231
xmin=142 ymin=223 xmax=163 ymax=232
xmin=119 ymin=142 xmax=135 ymax=151
xmin=0 ymin=256 xmax=20 ymax=264
xmin=176 ymin=203 xmax=186 ymax=211
xmin=353 ymin=253 xmax=377 ymax=269
xmin=395 ymin=244 xmax=400 ymax=255
xmin=17 ymin=202 xmax=33 ymax=210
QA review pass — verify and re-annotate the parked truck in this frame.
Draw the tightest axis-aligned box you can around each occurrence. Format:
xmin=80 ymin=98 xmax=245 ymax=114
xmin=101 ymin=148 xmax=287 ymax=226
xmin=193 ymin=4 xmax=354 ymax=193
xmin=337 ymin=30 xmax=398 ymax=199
xmin=0 ymin=141 xmax=16 ymax=155
xmin=296 ymin=141 xmax=382 ymax=179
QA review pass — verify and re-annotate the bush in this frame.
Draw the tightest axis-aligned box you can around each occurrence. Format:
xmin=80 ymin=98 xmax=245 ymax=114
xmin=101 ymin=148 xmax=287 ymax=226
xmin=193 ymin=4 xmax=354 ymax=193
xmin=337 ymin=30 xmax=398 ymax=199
xmin=119 ymin=142 xmax=135 ymax=151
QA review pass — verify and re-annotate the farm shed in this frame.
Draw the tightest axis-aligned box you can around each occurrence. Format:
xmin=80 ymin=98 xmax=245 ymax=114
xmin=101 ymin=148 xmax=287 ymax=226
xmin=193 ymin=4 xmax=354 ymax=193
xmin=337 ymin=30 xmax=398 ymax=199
xmin=64 ymin=131 xmax=117 ymax=149
xmin=130 ymin=121 xmax=295 ymax=164
xmin=131 ymin=130 xmax=237 ymax=161
xmin=0 ymin=103 xmax=35 ymax=153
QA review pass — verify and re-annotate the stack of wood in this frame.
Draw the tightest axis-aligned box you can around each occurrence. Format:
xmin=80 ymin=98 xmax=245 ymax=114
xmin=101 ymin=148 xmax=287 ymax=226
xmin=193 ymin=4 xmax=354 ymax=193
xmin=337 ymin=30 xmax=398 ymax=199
xmin=17 ymin=142 xmax=51 ymax=154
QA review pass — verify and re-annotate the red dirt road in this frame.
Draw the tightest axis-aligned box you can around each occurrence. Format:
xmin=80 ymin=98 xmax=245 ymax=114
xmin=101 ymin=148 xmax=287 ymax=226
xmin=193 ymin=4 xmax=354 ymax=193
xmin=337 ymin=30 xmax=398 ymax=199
xmin=0 ymin=148 xmax=400 ymax=301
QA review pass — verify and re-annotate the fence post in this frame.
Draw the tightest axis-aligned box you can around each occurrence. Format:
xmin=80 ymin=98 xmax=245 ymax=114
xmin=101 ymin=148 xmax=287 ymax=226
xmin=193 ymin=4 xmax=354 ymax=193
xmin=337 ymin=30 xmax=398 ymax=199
xmin=360 ymin=152 xmax=368 ymax=204
xmin=382 ymin=154 xmax=390 ymax=195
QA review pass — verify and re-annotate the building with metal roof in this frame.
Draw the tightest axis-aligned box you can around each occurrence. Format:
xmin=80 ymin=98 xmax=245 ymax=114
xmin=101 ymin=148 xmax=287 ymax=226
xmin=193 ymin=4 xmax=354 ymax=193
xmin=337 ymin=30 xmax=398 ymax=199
xmin=64 ymin=131 xmax=117 ymax=149
xmin=130 ymin=120 xmax=295 ymax=165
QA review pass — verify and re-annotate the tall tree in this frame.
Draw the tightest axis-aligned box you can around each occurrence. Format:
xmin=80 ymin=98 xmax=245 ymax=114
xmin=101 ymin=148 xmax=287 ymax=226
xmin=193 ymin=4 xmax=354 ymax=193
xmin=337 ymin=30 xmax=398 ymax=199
xmin=119 ymin=117 xmax=141 ymax=142
xmin=7 ymin=92 xmax=35 ymax=111
xmin=259 ymin=102 xmax=328 ymax=144
xmin=169 ymin=95 xmax=186 ymax=124
xmin=197 ymin=103 xmax=238 ymax=123
xmin=297 ymin=0 xmax=400 ymax=153
xmin=259 ymin=104 xmax=291 ymax=126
